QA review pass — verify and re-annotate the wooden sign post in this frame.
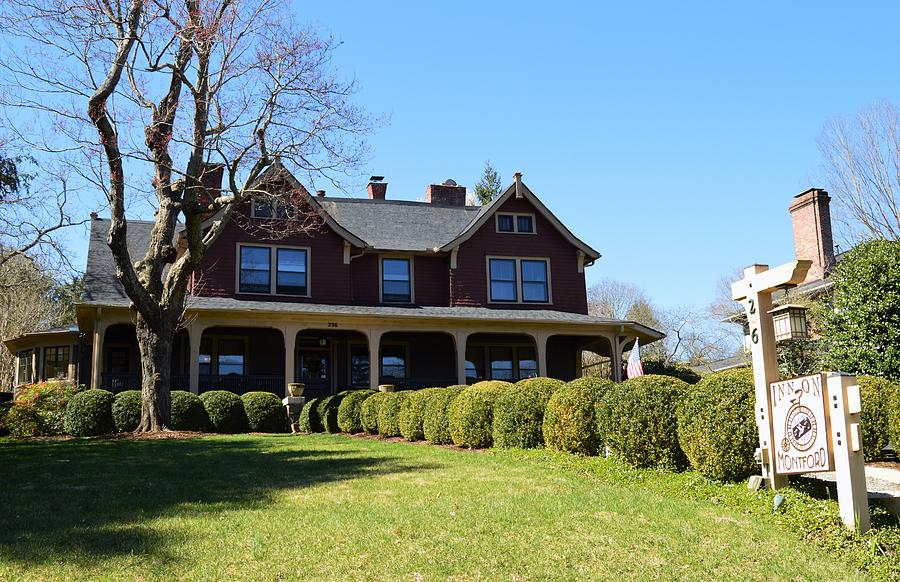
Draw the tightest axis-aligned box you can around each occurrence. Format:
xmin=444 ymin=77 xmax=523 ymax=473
xmin=732 ymin=261 xmax=870 ymax=532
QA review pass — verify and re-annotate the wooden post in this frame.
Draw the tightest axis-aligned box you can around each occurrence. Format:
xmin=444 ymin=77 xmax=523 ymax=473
xmin=826 ymin=373 xmax=870 ymax=532
xmin=731 ymin=261 xmax=811 ymax=490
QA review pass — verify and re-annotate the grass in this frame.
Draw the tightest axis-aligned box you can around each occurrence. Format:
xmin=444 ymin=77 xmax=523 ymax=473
xmin=0 ymin=433 xmax=882 ymax=581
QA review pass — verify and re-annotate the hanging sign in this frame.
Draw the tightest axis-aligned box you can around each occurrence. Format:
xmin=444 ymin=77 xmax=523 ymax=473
xmin=769 ymin=373 xmax=832 ymax=474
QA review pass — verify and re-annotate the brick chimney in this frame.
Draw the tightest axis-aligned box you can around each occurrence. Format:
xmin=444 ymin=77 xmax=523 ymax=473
xmin=197 ymin=163 xmax=225 ymax=208
xmin=367 ymin=176 xmax=387 ymax=200
xmin=789 ymin=188 xmax=834 ymax=284
xmin=426 ymin=179 xmax=467 ymax=206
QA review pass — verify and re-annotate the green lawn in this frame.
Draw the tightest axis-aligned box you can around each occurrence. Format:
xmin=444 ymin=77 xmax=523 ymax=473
xmin=0 ymin=434 xmax=867 ymax=581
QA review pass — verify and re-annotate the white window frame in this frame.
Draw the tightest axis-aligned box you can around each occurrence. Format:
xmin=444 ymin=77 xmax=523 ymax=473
xmin=379 ymin=255 xmax=415 ymax=304
xmin=486 ymin=256 xmax=552 ymax=305
xmin=495 ymin=212 xmax=537 ymax=234
xmin=235 ymin=243 xmax=311 ymax=298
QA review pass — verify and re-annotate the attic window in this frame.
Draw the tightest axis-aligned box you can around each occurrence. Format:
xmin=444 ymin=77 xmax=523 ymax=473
xmin=496 ymin=213 xmax=535 ymax=234
xmin=251 ymin=199 xmax=289 ymax=219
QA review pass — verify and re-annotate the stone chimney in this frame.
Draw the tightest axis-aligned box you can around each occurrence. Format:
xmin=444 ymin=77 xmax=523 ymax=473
xmin=789 ymin=188 xmax=835 ymax=283
xmin=367 ymin=176 xmax=387 ymax=200
xmin=426 ymin=179 xmax=467 ymax=206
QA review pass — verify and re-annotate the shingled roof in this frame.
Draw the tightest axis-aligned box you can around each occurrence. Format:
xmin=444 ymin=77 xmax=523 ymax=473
xmin=83 ymin=218 xmax=157 ymax=305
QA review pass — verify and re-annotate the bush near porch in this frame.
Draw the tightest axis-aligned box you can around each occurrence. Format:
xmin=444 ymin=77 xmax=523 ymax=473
xmin=200 ymin=391 xmax=249 ymax=434
xmin=422 ymin=385 xmax=466 ymax=444
xmin=337 ymin=389 xmax=376 ymax=433
xmin=448 ymin=381 xmax=512 ymax=449
xmin=376 ymin=391 xmax=409 ymax=438
xmin=493 ymin=377 xmax=564 ymax=449
xmin=242 ymin=392 xmax=289 ymax=433
xmin=542 ymin=377 xmax=612 ymax=456
xmin=399 ymin=387 xmax=445 ymax=441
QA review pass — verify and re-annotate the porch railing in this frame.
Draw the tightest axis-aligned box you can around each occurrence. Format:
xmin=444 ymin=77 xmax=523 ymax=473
xmin=101 ymin=373 xmax=190 ymax=393
xmin=199 ymin=375 xmax=284 ymax=395
xmin=380 ymin=377 xmax=459 ymax=391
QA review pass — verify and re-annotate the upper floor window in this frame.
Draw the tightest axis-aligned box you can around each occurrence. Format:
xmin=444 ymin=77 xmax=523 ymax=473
xmin=496 ymin=213 xmax=535 ymax=234
xmin=43 ymin=346 xmax=69 ymax=380
xmin=238 ymin=244 xmax=309 ymax=296
xmin=382 ymin=257 xmax=412 ymax=303
xmin=488 ymin=257 xmax=550 ymax=304
xmin=251 ymin=199 xmax=289 ymax=219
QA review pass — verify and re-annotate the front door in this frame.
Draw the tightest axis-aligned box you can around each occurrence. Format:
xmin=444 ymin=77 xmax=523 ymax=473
xmin=298 ymin=349 xmax=331 ymax=396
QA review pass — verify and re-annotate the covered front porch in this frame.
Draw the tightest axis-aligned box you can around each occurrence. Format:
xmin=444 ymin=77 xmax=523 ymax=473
xmin=78 ymin=303 xmax=662 ymax=397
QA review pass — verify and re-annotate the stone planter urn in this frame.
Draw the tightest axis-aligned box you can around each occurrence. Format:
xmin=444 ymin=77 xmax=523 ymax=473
xmin=287 ymin=383 xmax=305 ymax=397
xmin=378 ymin=384 xmax=395 ymax=393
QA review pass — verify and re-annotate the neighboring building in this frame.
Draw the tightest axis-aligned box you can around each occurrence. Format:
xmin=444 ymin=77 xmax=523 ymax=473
xmin=3 ymin=165 xmax=663 ymax=397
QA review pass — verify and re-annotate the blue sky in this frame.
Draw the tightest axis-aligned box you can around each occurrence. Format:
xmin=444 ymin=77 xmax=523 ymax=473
xmin=63 ymin=1 xmax=900 ymax=310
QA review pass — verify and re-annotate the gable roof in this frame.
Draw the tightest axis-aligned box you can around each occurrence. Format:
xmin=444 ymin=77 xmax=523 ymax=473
xmin=438 ymin=178 xmax=601 ymax=260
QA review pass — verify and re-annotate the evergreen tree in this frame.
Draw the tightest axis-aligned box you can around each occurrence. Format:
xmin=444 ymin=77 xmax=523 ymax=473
xmin=474 ymin=161 xmax=502 ymax=205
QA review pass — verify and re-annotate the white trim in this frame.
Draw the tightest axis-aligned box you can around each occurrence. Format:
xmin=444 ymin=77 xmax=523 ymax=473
xmin=495 ymin=212 xmax=537 ymax=234
xmin=378 ymin=255 xmax=415 ymax=304
xmin=235 ymin=242 xmax=312 ymax=298
xmin=485 ymin=255 xmax=552 ymax=305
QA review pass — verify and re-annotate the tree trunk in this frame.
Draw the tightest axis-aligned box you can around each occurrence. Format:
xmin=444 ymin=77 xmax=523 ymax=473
xmin=135 ymin=314 xmax=175 ymax=432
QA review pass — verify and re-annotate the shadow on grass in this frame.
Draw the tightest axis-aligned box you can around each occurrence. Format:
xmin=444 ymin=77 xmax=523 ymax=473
xmin=0 ymin=435 xmax=437 ymax=567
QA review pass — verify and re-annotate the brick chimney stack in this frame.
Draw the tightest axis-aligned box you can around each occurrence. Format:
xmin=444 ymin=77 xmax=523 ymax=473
xmin=367 ymin=176 xmax=387 ymax=200
xmin=789 ymin=188 xmax=835 ymax=284
xmin=426 ymin=179 xmax=467 ymax=206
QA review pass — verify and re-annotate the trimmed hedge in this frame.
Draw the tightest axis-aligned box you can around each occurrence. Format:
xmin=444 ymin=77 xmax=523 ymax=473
xmin=493 ymin=377 xmax=564 ymax=449
xmin=299 ymin=397 xmax=324 ymax=433
xmin=448 ymin=381 xmax=512 ymax=448
xmin=598 ymin=374 xmax=689 ymax=470
xmin=361 ymin=392 xmax=390 ymax=434
xmin=318 ymin=395 xmax=346 ymax=434
xmin=64 ymin=389 xmax=115 ymax=437
xmin=422 ymin=385 xmax=466 ymax=444
xmin=858 ymin=376 xmax=896 ymax=461
xmin=677 ymin=368 xmax=757 ymax=481
xmin=399 ymin=387 xmax=444 ymax=441
xmin=199 ymin=390 xmax=248 ymax=434
xmin=543 ymin=377 xmax=613 ymax=455
xmin=171 ymin=390 xmax=209 ymax=431
xmin=5 ymin=381 xmax=81 ymax=437
xmin=337 ymin=390 xmax=376 ymax=433
xmin=241 ymin=392 xmax=287 ymax=433
xmin=112 ymin=390 xmax=142 ymax=432
xmin=376 ymin=391 xmax=409 ymax=437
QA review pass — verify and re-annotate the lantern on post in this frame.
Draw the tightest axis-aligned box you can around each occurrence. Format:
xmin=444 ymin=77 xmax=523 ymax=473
xmin=769 ymin=304 xmax=808 ymax=341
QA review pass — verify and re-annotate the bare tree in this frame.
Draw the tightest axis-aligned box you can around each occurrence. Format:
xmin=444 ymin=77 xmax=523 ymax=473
xmin=818 ymin=101 xmax=900 ymax=241
xmin=587 ymin=279 xmax=649 ymax=320
xmin=0 ymin=0 xmax=371 ymax=430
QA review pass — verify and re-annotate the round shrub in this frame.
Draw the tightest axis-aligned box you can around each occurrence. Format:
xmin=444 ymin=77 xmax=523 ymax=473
xmin=857 ymin=376 xmax=896 ymax=461
xmin=112 ymin=390 xmax=142 ymax=432
xmin=376 ymin=391 xmax=409 ymax=437
xmin=317 ymin=394 xmax=346 ymax=434
xmin=493 ymin=377 xmax=564 ymax=449
xmin=422 ymin=385 xmax=466 ymax=444
xmin=361 ymin=392 xmax=390 ymax=434
xmin=542 ymin=377 xmax=613 ymax=455
xmin=199 ymin=390 xmax=248 ymax=434
xmin=677 ymin=368 xmax=757 ymax=481
xmin=298 ymin=397 xmax=324 ymax=433
xmin=598 ymin=375 xmax=689 ymax=470
xmin=337 ymin=390 xmax=376 ymax=433
xmin=448 ymin=381 xmax=512 ymax=448
xmin=241 ymin=392 xmax=287 ymax=433
xmin=64 ymin=389 xmax=115 ymax=436
xmin=399 ymin=387 xmax=444 ymax=441
xmin=170 ymin=390 xmax=209 ymax=431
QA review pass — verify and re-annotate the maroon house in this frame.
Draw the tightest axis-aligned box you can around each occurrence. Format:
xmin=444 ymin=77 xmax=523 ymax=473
xmin=5 ymin=165 xmax=662 ymax=396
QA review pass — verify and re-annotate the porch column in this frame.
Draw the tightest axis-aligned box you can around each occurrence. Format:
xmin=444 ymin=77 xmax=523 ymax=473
xmin=367 ymin=328 xmax=384 ymax=390
xmin=187 ymin=323 xmax=205 ymax=395
xmin=611 ymin=335 xmax=628 ymax=383
xmin=534 ymin=332 xmax=549 ymax=378
xmin=454 ymin=330 xmax=470 ymax=386
xmin=282 ymin=325 xmax=301 ymax=396
xmin=90 ymin=311 xmax=104 ymax=390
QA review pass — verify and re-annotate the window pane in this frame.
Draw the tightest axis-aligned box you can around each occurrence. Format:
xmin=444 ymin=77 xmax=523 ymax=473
xmin=491 ymin=281 xmax=517 ymax=302
xmin=382 ymin=259 xmax=411 ymax=302
xmin=217 ymin=340 xmax=245 ymax=376
xmin=517 ymin=347 xmax=538 ymax=380
xmin=17 ymin=350 xmax=32 ymax=385
xmin=489 ymin=259 xmax=517 ymax=302
xmin=521 ymin=260 xmax=548 ymax=302
xmin=497 ymin=214 xmax=514 ymax=232
xmin=43 ymin=346 xmax=69 ymax=380
xmin=381 ymin=345 xmax=406 ymax=379
xmin=516 ymin=215 xmax=534 ymax=233
xmin=350 ymin=344 xmax=369 ymax=387
xmin=276 ymin=248 xmax=307 ymax=295
xmin=239 ymin=247 xmax=271 ymax=293
xmin=490 ymin=347 xmax=514 ymax=381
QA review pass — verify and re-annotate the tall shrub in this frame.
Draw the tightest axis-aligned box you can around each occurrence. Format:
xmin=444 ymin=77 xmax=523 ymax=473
xmin=448 ymin=381 xmax=512 ymax=448
xmin=542 ymin=377 xmax=613 ymax=455
xmin=337 ymin=390 xmax=376 ymax=433
xmin=5 ymin=381 xmax=81 ymax=437
xmin=493 ymin=377 xmax=563 ymax=449
xmin=399 ymin=387 xmax=444 ymax=441
xmin=598 ymin=375 xmax=689 ymax=470
xmin=422 ymin=385 xmax=466 ymax=444
xmin=857 ymin=376 xmax=896 ymax=461
xmin=677 ymin=368 xmax=757 ymax=481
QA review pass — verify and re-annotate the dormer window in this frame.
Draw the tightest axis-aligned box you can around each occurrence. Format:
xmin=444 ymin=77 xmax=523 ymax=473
xmin=496 ymin=213 xmax=535 ymax=234
xmin=381 ymin=257 xmax=412 ymax=303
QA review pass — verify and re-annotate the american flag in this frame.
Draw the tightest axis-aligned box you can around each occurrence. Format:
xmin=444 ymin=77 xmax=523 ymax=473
xmin=626 ymin=339 xmax=644 ymax=379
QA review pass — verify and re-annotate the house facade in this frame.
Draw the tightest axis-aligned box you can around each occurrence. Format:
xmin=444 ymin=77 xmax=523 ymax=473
xmin=4 ymin=166 xmax=663 ymax=397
